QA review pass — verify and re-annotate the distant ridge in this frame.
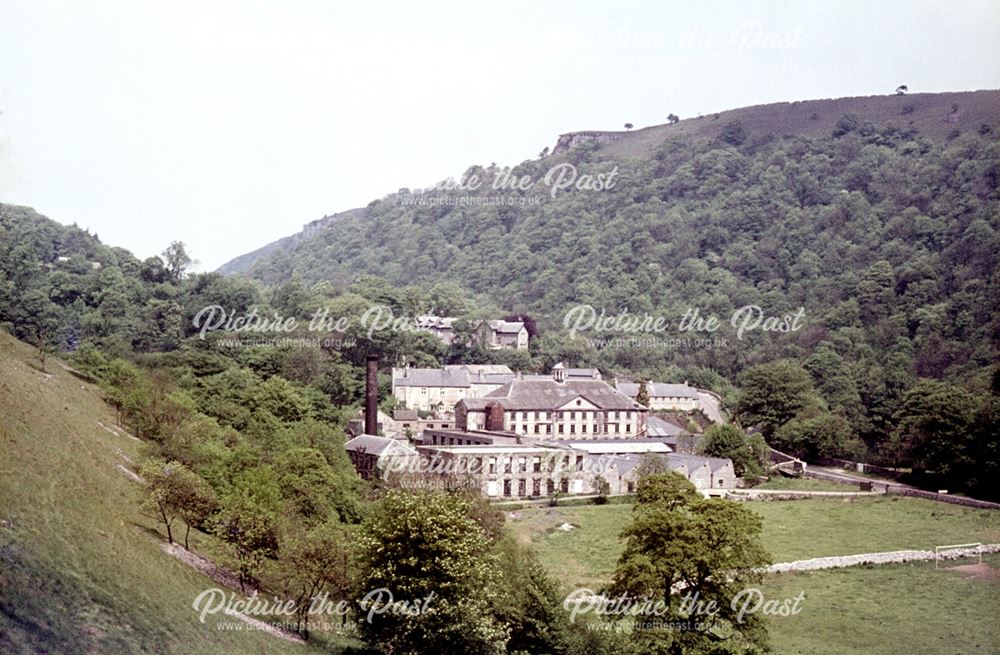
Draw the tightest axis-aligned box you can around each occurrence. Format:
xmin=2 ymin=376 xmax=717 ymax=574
xmin=220 ymin=89 xmax=1000 ymax=276
xmin=216 ymin=206 xmax=365 ymax=275
xmin=556 ymin=89 xmax=1000 ymax=158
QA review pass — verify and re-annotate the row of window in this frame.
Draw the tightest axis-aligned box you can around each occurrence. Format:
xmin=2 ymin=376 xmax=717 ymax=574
xmin=512 ymin=410 xmax=635 ymax=421
xmin=520 ymin=423 xmax=633 ymax=435
xmin=486 ymin=454 xmax=585 ymax=474
xmin=503 ymin=478 xmax=567 ymax=496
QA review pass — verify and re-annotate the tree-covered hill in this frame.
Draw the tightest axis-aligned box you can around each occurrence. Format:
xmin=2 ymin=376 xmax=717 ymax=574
xmin=2 ymin=90 xmax=998 ymax=496
xmin=218 ymin=91 xmax=999 ymax=485
xmin=232 ymin=91 xmax=999 ymax=379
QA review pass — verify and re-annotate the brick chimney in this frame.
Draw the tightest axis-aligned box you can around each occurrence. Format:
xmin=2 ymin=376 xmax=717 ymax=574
xmin=365 ymin=354 xmax=379 ymax=435
xmin=485 ymin=401 xmax=505 ymax=432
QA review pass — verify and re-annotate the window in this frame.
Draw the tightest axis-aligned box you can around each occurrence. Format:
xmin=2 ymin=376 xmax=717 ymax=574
xmin=625 ymin=424 xmax=631 ymax=433
xmin=521 ymin=425 xmax=528 ymax=433
xmin=581 ymin=424 xmax=587 ymax=433
xmin=576 ymin=456 xmax=584 ymax=471
xmin=627 ymin=481 xmax=635 ymax=493
xmin=532 ymin=479 xmax=541 ymax=496
xmin=519 ymin=458 xmax=528 ymax=474
xmin=533 ymin=457 xmax=541 ymax=473
xmin=560 ymin=478 xmax=569 ymax=493
xmin=547 ymin=479 xmax=555 ymax=495
xmin=546 ymin=425 xmax=552 ymax=434
xmin=534 ymin=412 xmax=539 ymax=420
xmin=558 ymin=425 xmax=564 ymax=434
xmin=534 ymin=425 xmax=540 ymax=434
xmin=569 ymin=425 xmax=575 ymax=434
xmin=488 ymin=458 xmax=496 ymax=474
xmin=518 ymin=479 xmax=526 ymax=496
xmin=503 ymin=480 xmax=511 ymax=496
xmin=576 ymin=399 xmax=581 ymax=406
xmin=504 ymin=460 xmax=512 ymax=474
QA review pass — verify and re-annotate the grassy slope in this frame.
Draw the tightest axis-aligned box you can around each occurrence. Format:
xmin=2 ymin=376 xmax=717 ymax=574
xmin=0 ymin=332 xmax=352 ymax=654
xmin=507 ymin=496 xmax=1000 ymax=590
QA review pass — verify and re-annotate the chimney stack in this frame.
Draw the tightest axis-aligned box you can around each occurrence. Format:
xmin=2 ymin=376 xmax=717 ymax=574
xmin=365 ymin=354 xmax=379 ymax=435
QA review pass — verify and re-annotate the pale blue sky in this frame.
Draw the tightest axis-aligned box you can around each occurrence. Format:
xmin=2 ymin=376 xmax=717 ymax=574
xmin=1 ymin=0 xmax=998 ymax=270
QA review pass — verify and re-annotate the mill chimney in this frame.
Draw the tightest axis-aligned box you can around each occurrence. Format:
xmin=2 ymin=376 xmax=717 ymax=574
xmin=365 ymin=354 xmax=379 ymax=435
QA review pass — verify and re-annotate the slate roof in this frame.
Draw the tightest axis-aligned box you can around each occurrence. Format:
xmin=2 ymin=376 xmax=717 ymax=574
xmin=646 ymin=415 xmax=685 ymax=437
xmin=487 ymin=320 xmax=526 ymax=334
xmin=483 ymin=379 xmax=645 ymax=411
xmin=566 ymin=367 xmax=602 ymax=379
xmin=344 ymin=435 xmax=417 ymax=457
xmin=445 ymin=364 xmax=514 ymax=375
xmin=616 ymin=381 xmax=699 ymax=399
xmin=393 ymin=367 xmax=470 ymax=388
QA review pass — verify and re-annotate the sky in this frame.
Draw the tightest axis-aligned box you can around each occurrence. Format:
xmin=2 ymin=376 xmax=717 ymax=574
xmin=1 ymin=0 xmax=998 ymax=270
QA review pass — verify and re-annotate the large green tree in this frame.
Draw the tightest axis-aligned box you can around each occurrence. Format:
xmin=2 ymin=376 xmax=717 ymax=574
xmin=607 ymin=473 xmax=771 ymax=654
xmin=699 ymin=424 xmax=768 ymax=478
xmin=735 ymin=361 xmax=818 ymax=439
xmin=355 ymin=490 xmax=509 ymax=655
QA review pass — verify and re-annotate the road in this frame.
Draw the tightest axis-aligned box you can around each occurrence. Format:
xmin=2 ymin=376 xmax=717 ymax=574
xmin=697 ymin=389 xmax=726 ymax=423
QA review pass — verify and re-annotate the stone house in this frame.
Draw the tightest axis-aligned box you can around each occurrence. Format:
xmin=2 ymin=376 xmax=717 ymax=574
xmin=344 ymin=434 xmax=419 ymax=480
xmin=408 ymin=429 xmax=736 ymax=498
xmin=616 ymin=381 xmax=701 ymax=412
xmin=456 ymin=367 xmax=648 ymax=439
xmin=415 ymin=315 xmax=529 ymax=351
xmin=391 ymin=364 xmax=516 ymax=412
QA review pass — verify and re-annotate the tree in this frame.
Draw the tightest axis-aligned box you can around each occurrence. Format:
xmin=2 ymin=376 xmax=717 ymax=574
xmin=890 ymin=380 xmax=978 ymax=480
xmin=700 ymin=424 xmax=767 ymax=478
xmin=593 ymin=475 xmax=610 ymax=504
xmin=895 ymin=84 xmax=908 ymax=95
xmin=102 ymin=358 xmax=142 ymax=426
xmin=274 ymin=519 xmax=353 ymax=636
xmin=608 ymin=473 xmax=771 ymax=654
xmin=833 ymin=113 xmax=860 ymax=137
xmin=667 ymin=113 xmax=680 ymax=124
xmin=161 ymin=241 xmax=192 ymax=282
xmin=211 ymin=468 xmax=282 ymax=591
xmin=735 ymin=361 xmax=817 ymax=438
xmin=356 ymin=490 xmax=509 ymax=654
xmin=773 ymin=412 xmax=861 ymax=461
xmin=139 ymin=459 xmax=216 ymax=548
xmin=636 ymin=380 xmax=651 ymax=408
xmin=539 ymin=146 xmax=550 ymax=158
xmin=719 ymin=120 xmax=747 ymax=145
xmin=624 ymin=123 xmax=634 ymax=131
xmin=493 ymin=538 xmax=575 ymax=654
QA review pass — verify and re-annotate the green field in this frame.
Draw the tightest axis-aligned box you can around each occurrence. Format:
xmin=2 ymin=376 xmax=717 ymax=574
xmin=0 ymin=333 xmax=361 ymax=654
xmin=506 ymin=495 xmax=1000 ymax=590
xmin=760 ymin=555 xmax=1000 ymax=655
xmin=755 ymin=476 xmax=858 ymax=492
xmin=506 ymin=493 xmax=1000 ymax=654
